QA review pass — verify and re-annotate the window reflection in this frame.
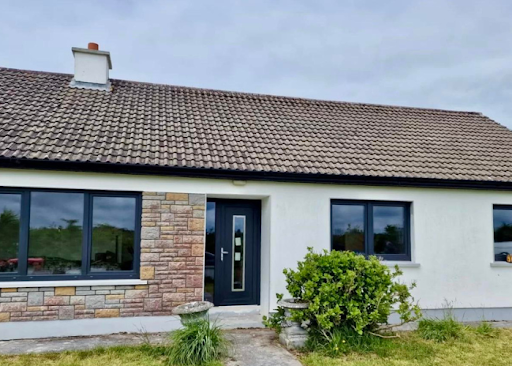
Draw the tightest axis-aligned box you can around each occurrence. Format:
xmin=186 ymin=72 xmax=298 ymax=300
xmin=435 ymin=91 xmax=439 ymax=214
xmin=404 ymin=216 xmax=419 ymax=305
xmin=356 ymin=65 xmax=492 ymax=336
xmin=493 ymin=208 xmax=512 ymax=262
xmin=332 ymin=201 xmax=410 ymax=260
xmin=332 ymin=205 xmax=365 ymax=253
xmin=204 ymin=202 xmax=216 ymax=302
xmin=28 ymin=192 xmax=83 ymax=275
xmin=0 ymin=194 xmax=22 ymax=273
xmin=90 ymin=196 xmax=136 ymax=272
xmin=373 ymin=206 xmax=405 ymax=255
xmin=232 ymin=216 xmax=245 ymax=291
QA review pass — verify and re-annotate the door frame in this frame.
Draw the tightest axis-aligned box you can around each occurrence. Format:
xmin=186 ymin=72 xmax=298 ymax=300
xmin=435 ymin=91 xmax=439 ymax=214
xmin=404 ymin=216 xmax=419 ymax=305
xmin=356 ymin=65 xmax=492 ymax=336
xmin=208 ymin=198 xmax=261 ymax=306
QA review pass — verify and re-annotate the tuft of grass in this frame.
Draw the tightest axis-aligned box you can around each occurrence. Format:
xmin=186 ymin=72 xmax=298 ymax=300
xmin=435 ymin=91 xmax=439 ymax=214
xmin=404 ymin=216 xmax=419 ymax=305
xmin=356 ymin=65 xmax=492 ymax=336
xmin=417 ymin=314 xmax=465 ymax=342
xmin=167 ymin=318 xmax=228 ymax=366
xmin=475 ymin=321 xmax=498 ymax=338
xmin=306 ymin=326 xmax=390 ymax=356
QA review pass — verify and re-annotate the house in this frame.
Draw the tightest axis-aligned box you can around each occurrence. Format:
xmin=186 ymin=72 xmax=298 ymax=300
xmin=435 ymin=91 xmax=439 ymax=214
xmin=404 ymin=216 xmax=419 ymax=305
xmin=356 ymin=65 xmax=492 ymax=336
xmin=1 ymin=43 xmax=512 ymax=339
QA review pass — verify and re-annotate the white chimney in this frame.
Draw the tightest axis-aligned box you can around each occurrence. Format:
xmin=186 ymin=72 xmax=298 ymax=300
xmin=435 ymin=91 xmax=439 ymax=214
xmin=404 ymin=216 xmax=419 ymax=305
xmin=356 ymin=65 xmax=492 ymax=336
xmin=70 ymin=42 xmax=112 ymax=91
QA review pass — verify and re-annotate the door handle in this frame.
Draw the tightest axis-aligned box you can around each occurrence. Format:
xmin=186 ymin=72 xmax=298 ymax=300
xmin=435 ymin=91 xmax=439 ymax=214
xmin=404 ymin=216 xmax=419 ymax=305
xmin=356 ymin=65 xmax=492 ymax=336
xmin=221 ymin=248 xmax=229 ymax=262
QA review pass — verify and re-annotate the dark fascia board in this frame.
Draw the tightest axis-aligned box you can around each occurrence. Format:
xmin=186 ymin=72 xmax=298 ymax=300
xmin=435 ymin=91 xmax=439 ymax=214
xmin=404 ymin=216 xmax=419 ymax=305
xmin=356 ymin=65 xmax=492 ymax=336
xmin=1 ymin=157 xmax=512 ymax=191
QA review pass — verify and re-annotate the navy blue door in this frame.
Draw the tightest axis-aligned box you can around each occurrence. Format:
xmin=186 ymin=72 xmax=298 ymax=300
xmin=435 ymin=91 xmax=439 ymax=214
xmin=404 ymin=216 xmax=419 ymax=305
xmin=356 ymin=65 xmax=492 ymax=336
xmin=213 ymin=200 xmax=261 ymax=306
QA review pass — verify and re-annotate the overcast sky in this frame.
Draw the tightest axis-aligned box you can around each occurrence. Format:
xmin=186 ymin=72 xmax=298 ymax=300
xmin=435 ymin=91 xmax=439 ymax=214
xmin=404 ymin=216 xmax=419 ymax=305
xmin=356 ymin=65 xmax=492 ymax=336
xmin=1 ymin=1 xmax=512 ymax=127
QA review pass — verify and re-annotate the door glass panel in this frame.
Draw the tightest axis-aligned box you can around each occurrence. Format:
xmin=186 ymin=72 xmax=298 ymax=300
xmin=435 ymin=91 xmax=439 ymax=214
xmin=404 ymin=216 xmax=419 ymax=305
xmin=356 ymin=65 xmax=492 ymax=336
xmin=28 ymin=192 xmax=84 ymax=275
xmin=232 ymin=215 xmax=246 ymax=291
xmin=332 ymin=204 xmax=365 ymax=253
xmin=0 ymin=194 xmax=22 ymax=273
xmin=90 ymin=196 xmax=136 ymax=272
xmin=373 ymin=206 xmax=406 ymax=255
xmin=204 ymin=202 xmax=216 ymax=302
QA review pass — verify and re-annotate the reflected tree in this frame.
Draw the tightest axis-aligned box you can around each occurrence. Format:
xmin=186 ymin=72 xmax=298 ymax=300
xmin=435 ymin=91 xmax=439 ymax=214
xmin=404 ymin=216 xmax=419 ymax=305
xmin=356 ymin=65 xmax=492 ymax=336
xmin=494 ymin=223 xmax=512 ymax=242
xmin=333 ymin=224 xmax=364 ymax=252
xmin=374 ymin=224 xmax=404 ymax=254
xmin=0 ymin=209 xmax=20 ymax=269
xmin=91 ymin=223 xmax=134 ymax=271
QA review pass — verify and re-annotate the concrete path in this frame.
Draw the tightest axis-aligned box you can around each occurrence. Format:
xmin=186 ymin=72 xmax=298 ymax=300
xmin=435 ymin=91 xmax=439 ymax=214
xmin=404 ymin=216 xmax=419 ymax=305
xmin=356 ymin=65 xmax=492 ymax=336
xmin=0 ymin=328 xmax=302 ymax=366
xmin=225 ymin=329 xmax=302 ymax=366
xmin=0 ymin=332 xmax=167 ymax=355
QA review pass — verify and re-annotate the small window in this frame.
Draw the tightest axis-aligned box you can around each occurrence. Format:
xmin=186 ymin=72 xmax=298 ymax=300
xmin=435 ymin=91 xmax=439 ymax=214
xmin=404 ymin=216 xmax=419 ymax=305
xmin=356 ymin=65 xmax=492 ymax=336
xmin=493 ymin=206 xmax=512 ymax=262
xmin=91 ymin=196 xmax=137 ymax=272
xmin=331 ymin=200 xmax=411 ymax=261
xmin=0 ymin=189 xmax=141 ymax=281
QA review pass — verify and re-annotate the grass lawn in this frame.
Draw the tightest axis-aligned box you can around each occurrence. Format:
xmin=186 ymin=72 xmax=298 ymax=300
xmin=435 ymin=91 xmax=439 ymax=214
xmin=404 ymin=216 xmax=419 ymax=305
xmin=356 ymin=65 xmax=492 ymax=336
xmin=1 ymin=327 xmax=511 ymax=366
xmin=300 ymin=327 xmax=512 ymax=366
xmin=0 ymin=345 xmax=223 ymax=366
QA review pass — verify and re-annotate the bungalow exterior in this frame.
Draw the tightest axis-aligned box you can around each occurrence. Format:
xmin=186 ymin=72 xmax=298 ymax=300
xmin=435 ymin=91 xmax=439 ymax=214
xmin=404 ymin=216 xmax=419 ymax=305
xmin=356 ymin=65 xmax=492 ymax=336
xmin=1 ymin=44 xmax=512 ymax=339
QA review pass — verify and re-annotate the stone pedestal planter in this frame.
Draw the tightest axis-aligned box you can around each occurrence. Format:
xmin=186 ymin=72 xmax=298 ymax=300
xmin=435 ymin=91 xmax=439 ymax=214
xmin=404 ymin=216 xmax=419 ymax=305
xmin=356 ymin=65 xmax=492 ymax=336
xmin=277 ymin=298 xmax=309 ymax=349
xmin=173 ymin=301 xmax=214 ymax=325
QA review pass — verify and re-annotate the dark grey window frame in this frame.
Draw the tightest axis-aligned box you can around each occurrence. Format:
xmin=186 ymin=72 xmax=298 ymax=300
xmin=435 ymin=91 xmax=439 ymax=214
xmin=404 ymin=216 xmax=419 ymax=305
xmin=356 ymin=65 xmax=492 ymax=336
xmin=0 ymin=188 xmax=142 ymax=282
xmin=331 ymin=199 xmax=411 ymax=261
xmin=492 ymin=204 xmax=512 ymax=262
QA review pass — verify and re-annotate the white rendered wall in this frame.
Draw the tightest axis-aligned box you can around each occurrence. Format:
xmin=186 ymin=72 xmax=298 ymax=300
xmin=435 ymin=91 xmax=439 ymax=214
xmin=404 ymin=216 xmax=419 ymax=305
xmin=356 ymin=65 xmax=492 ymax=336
xmin=1 ymin=168 xmax=511 ymax=314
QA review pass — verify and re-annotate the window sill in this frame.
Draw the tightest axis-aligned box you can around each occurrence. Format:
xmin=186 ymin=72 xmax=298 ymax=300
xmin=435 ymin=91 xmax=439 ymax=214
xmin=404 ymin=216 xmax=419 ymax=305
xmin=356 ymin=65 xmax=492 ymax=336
xmin=490 ymin=262 xmax=512 ymax=268
xmin=0 ymin=279 xmax=148 ymax=289
xmin=381 ymin=261 xmax=420 ymax=268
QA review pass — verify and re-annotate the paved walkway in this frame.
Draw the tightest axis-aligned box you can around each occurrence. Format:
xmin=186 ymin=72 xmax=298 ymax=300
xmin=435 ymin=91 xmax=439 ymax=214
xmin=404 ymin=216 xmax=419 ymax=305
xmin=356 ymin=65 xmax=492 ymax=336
xmin=226 ymin=329 xmax=302 ymax=366
xmin=0 ymin=328 xmax=302 ymax=366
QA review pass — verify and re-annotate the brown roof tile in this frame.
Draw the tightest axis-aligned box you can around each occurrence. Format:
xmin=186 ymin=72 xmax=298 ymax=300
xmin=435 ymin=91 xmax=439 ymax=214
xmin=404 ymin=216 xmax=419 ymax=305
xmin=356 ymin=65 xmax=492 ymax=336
xmin=1 ymin=66 xmax=512 ymax=182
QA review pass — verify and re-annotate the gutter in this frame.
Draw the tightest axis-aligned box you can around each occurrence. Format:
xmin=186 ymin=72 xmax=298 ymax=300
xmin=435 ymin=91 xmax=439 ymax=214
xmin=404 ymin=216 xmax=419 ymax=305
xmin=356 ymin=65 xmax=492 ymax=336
xmin=0 ymin=157 xmax=511 ymax=191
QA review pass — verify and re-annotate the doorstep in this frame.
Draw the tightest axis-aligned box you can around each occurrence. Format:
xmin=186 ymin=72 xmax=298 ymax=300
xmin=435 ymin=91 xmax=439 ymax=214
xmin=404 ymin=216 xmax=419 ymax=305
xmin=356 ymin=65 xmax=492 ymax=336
xmin=210 ymin=305 xmax=261 ymax=315
xmin=210 ymin=305 xmax=264 ymax=329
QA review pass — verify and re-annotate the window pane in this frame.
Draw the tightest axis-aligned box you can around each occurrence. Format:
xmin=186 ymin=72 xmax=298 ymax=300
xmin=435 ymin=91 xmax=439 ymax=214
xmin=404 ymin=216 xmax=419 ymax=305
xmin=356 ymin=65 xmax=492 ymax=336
xmin=493 ymin=208 xmax=512 ymax=261
xmin=332 ymin=204 xmax=365 ymax=253
xmin=28 ymin=192 xmax=84 ymax=275
xmin=90 ymin=196 xmax=136 ymax=272
xmin=0 ymin=194 xmax=22 ymax=273
xmin=204 ymin=202 xmax=215 ymax=302
xmin=373 ymin=206 xmax=406 ymax=255
xmin=232 ymin=215 xmax=246 ymax=291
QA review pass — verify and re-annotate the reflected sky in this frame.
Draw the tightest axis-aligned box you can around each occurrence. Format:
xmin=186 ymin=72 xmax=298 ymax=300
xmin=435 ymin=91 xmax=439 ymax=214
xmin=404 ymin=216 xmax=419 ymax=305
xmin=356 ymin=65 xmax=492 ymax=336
xmin=29 ymin=192 xmax=136 ymax=230
xmin=333 ymin=204 xmax=404 ymax=234
xmin=30 ymin=192 xmax=83 ymax=229
xmin=206 ymin=202 xmax=215 ymax=233
xmin=494 ymin=209 xmax=512 ymax=230
xmin=332 ymin=205 xmax=364 ymax=234
xmin=93 ymin=196 xmax=136 ymax=230
xmin=0 ymin=194 xmax=21 ymax=216
xmin=234 ymin=216 xmax=245 ymax=234
xmin=373 ymin=206 xmax=404 ymax=233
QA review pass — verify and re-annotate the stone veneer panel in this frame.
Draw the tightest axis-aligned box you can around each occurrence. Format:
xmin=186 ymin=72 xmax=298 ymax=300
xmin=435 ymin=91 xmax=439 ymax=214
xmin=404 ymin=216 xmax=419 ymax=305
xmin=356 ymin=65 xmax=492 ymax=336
xmin=0 ymin=192 xmax=206 ymax=322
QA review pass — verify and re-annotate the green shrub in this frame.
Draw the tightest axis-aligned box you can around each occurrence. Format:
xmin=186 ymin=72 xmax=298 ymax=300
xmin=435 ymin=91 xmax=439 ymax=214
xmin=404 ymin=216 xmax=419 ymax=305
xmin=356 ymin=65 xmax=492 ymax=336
xmin=283 ymin=248 xmax=420 ymax=335
xmin=417 ymin=314 xmax=465 ymax=342
xmin=167 ymin=318 xmax=228 ymax=366
xmin=262 ymin=293 xmax=286 ymax=333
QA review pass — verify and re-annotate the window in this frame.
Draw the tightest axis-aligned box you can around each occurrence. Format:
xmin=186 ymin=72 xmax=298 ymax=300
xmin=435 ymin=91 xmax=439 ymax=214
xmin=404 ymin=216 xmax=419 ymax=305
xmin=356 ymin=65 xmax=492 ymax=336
xmin=0 ymin=193 xmax=22 ymax=274
xmin=331 ymin=200 xmax=411 ymax=261
xmin=0 ymin=189 xmax=141 ymax=281
xmin=91 ymin=196 xmax=137 ymax=272
xmin=493 ymin=205 xmax=512 ymax=262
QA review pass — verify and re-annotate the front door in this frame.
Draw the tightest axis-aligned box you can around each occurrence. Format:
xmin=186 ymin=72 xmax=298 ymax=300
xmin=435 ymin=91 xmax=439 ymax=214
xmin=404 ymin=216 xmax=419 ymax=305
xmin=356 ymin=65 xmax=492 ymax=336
xmin=204 ymin=199 xmax=261 ymax=306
